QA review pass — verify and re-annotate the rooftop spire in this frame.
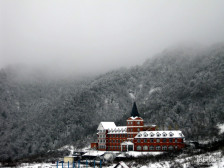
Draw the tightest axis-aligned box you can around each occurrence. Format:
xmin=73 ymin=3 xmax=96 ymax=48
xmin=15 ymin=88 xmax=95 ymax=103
xmin=131 ymin=102 xmax=140 ymax=117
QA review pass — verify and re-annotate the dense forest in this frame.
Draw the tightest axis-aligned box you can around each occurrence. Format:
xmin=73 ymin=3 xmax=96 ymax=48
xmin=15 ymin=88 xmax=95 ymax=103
xmin=0 ymin=44 xmax=224 ymax=161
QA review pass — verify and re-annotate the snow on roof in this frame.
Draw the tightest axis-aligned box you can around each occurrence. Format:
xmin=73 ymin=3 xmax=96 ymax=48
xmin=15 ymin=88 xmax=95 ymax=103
xmin=127 ymin=116 xmax=143 ymax=120
xmin=127 ymin=151 xmax=163 ymax=157
xmin=116 ymin=153 xmax=126 ymax=158
xmin=83 ymin=150 xmax=105 ymax=156
xmin=135 ymin=130 xmax=184 ymax=138
xmin=108 ymin=126 xmax=127 ymax=134
xmin=97 ymin=122 xmax=116 ymax=130
xmin=119 ymin=161 xmax=129 ymax=168
xmin=121 ymin=141 xmax=134 ymax=145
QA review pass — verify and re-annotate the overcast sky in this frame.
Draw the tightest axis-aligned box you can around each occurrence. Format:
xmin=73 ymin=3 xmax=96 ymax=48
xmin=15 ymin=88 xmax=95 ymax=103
xmin=1 ymin=0 xmax=224 ymax=77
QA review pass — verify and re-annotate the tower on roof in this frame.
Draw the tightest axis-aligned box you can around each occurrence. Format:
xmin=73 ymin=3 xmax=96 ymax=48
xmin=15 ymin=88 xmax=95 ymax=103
xmin=131 ymin=102 xmax=140 ymax=117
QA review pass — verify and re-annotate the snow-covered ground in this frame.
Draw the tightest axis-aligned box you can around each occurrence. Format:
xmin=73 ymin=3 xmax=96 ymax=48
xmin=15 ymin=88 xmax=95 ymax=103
xmin=83 ymin=150 xmax=163 ymax=157
xmin=14 ymin=151 xmax=224 ymax=168
xmin=138 ymin=151 xmax=224 ymax=168
xmin=5 ymin=148 xmax=224 ymax=168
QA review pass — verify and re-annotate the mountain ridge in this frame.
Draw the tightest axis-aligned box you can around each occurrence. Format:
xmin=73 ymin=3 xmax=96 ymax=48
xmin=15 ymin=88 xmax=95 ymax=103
xmin=0 ymin=43 xmax=224 ymax=160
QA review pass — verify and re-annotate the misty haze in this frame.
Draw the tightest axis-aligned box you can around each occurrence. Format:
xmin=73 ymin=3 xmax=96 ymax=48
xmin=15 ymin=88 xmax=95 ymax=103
xmin=1 ymin=0 xmax=224 ymax=78
xmin=0 ymin=0 xmax=224 ymax=167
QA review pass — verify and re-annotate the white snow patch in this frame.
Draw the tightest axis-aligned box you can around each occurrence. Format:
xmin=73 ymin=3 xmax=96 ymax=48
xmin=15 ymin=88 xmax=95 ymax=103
xmin=210 ymin=156 xmax=224 ymax=168
xmin=17 ymin=163 xmax=55 ymax=168
xmin=127 ymin=151 xmax=163 ymax=157
xmin=58 ymin=145 xmax=71 ymax=151
xmin=119 ymin=161 xmax=129 ymax=168
xmin=129 ymin=116 xmax=143 ymax=120
xmin=129 ymin=93 xmax=135 ymax=100
xmin=217 ymin=123 xmax=224 ymax=134
xmin=83 ymin=150 xmax=105 ymax=156
xmin=149 ymin=87 xmax=161 ymax=95
xmin=58 ymin=145 xmax=74 ymax=156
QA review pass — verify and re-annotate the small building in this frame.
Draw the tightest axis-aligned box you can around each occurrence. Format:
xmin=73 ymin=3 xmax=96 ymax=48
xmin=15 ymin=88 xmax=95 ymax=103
xmin=64 ymin=156 xmax=75 ymax=163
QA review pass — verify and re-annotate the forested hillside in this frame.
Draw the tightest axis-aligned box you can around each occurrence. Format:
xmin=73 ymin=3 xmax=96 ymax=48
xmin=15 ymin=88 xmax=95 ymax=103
xmin=0 ymin=44 xmax=224 ymax=161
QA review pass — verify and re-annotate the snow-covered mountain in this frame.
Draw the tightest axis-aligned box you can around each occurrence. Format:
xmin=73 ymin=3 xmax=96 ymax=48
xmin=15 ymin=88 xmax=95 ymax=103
xmin=1 ymin=43 xmax=224 ymax=161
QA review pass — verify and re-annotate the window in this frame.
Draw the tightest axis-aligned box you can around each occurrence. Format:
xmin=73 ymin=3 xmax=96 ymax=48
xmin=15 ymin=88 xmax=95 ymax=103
xmin=162 ymin=146 xmax=167 ymax=150
xmin=137 ymin=146 xmax=142 ymax=151
xmin=128 ymin=122 xmax=129 ymax=125
xmin=150 ymin=139 xmax=154 ymax=143
xmin=163 ymin=139 xmax=166 ymax=143
xmin=137 ymin=139 xmax=141 ymax=143
xmin=169 ymin=139 xmax=173 ymax=143
xmin=149 ymin=146 xmax=154 ymax=150
xmin=156 ymin=139 xmax=160 ymax=143
xmin=137 ymin=121 xmax=140 ymax=125
xmin=143 ymin=145 xmax=148 ymax=150
xmin=131 ymin=128 xmax=133 ymax=132
xmin=175 ymin=139 xmax=177 ymax=143
xmin=156 ymin=146 xmax=161 ymax=150
xmin=131 ymin=122 xmax=133 ymax=124
xmin=168 ymin=146 xmax=174 ymax=150
xmin=144 ymin=139 xmax=147 ymax=143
